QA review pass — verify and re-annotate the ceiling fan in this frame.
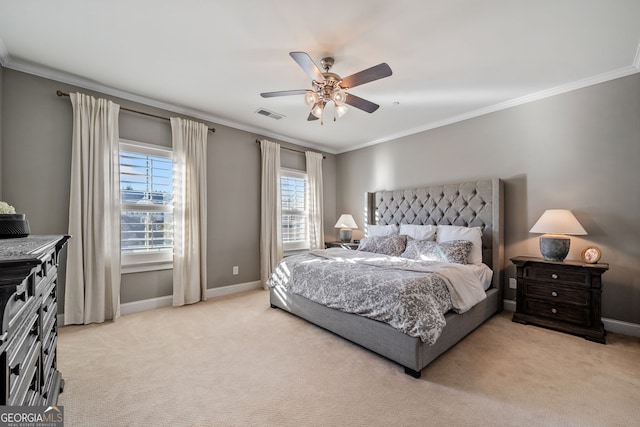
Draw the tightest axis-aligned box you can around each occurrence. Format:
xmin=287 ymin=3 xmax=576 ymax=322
xmin=260 ymin=52 xmax=392 ymax=123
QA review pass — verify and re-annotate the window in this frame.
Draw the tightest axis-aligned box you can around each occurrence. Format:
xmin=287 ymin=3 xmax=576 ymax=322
xmin=280 ymin=168 xmax=309 ymax=252
xmin=119 ymin=139 xmax=173 ymax=272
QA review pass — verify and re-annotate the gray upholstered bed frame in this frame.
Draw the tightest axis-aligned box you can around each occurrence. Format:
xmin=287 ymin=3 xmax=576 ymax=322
xmin=269 ymin=179 xmax=504 ymax=378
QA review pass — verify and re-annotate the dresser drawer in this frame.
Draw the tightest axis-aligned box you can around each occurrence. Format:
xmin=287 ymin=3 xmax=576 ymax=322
xmin=523 ymin=282 xmax=590 ymax=306
xmin=524 ymin=299 xmax=591 ymax=326
xmin=7 ymin=313 xmax=41 ymax=406
xmin=524 ymin=265 xmax=588 ymax=286
xmin=8 ymin=340 xmax=40 ymax=406
xmin=36 ymin=265 xmax=56 ymax=299
xmin=5 ymin=277 xmax=37 ymax=335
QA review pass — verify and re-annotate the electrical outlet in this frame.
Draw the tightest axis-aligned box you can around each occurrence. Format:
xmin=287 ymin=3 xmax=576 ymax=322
xmin=509 ymin=278 xmax=517 ymax=289
xmin=233 ymin=266 xmax=239 ymax=275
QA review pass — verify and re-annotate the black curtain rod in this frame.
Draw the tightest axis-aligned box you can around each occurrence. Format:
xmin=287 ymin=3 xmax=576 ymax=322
xmin=255 ymin=139 xmax=325 ymax=159
xmin=56 ymin=90 xmax=215 ymax=133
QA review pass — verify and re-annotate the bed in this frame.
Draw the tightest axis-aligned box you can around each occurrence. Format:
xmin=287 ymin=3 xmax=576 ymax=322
xmin=269 ymin=179 xmax=504 ymax=378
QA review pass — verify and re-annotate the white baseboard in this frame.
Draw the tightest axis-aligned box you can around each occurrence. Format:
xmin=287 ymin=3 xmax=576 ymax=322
xmin=205 ymin=280 xmax=263 ymax=299
xmin=503 ymin=299 xmax=516 ymax=312
xmin=60 ymin=281 xmax=264 ymax=322
xmin=121 ymin=295 xmax=173 ymax=316
xmin=602 ymin=317 xmax=640 ymax=338
xmin=502 ymin=299 xmax=640 ymax=338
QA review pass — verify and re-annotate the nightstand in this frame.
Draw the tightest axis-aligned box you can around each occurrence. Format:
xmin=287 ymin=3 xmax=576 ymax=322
xmin=325 ymin=242 xmax=359 ymax=249
xmin=511 ymin=256 xmax=608 ymax=344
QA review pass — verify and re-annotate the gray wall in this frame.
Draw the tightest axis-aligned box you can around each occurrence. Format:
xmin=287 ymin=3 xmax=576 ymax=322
xmin=336 ymin=73 xmax=640 ymax=324
xmin=0 ymin=64 xmax=3 ymax=200
xmin=0 ymin=64 xmax=3 ymax=199
xmin=0 ymin=69 xmax=337 ymax=305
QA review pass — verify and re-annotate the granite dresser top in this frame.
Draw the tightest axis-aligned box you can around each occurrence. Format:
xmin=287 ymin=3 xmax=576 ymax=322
xmin=0 ymin=235 xmax=68 ymax=261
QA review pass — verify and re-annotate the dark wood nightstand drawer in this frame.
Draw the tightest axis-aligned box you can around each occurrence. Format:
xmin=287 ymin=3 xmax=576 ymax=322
xmin=524 ymin=265 xmax=588 ymax=287
xmin=524 ymin=299 xmax=591 ymax=326
xmin=511 ymin=256 xmax=608 ymax=344
xmin=523 ymin=282 xmax=590 ymax=306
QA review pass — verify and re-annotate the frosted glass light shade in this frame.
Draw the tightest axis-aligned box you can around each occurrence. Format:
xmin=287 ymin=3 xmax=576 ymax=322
xmin=335 ymin=104 xmax=348 ymax=118
xmin=311 ymin=101 xmax=325 ymax=118
xmin=332 ymin=89 xmax=347 ymax=105
xmin=305 ymin=91 xmax=320 ymax=106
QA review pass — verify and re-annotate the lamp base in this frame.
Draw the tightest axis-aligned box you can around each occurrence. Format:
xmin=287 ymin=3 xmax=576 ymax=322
xmin=539 ymin=236 xmax=570 ymax=262
xmin=339 ymin=229 xmax=352 ymax=243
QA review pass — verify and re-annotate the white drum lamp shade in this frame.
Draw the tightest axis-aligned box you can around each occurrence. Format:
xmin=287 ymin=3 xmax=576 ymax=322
xmin=334 ymin=214 xmax=358 ymax=243
xmin=529 ymin=209 xmax=587 ymax=261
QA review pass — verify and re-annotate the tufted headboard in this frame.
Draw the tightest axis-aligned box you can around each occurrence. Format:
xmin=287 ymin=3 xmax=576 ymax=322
xmin=365 ymin=179 xmax=504 ymax=292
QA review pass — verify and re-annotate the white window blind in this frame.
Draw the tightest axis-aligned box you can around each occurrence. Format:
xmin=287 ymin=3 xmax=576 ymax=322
xmin=119 ymin=140 xmax=173 ymax=271
xmin=281 ymin=168 xmax=309 ymax=251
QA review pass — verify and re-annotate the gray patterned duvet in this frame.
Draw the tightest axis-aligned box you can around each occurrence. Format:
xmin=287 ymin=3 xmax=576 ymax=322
xmin=268 ymin=248 xmax=488 ymax=344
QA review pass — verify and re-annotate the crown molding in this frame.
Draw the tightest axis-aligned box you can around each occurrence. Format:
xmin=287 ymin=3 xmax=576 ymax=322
xmin=0 ymin=37 xmax=9 ymax=66
xmin=2 ymin=44 xmax=638 ymax=157
xmin=339 ymin=65 xmax=640 ymax=154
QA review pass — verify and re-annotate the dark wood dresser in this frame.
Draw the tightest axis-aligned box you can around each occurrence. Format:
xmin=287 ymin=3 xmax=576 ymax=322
xmin=511 ymin=256 xmax=608 ymax=343
xmin=0 ymin=235 xmax=70 ymax=405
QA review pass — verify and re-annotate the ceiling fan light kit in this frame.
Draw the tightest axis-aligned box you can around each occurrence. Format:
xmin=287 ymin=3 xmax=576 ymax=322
xmin=261 ymin=51 xmax=392 ymax=124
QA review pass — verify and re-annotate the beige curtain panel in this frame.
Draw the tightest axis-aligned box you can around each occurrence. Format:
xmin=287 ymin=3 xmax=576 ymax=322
xmin=260 ymin=139 xmax=282 ymax=289
xmin=64 ymin=92 xmax=121 ymax=325
xmin=171 ymin=117 xmax=208 ymax=306
xmin=305 ymin=151 xmax=324 ymax=249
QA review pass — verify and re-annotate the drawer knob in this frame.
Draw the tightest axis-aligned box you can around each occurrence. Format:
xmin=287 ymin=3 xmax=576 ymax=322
xmin=10 ymin=363 xmax=20 ymax=376
xmin=551 ymin=274 xmax=558 ymax=279
xmin=551 ymin=308 xmax=557 ymax=314
xmin=14 ymin=292 xmax=27 ymax=302
xmin=551 ymin=291 xmax=558 ymax=297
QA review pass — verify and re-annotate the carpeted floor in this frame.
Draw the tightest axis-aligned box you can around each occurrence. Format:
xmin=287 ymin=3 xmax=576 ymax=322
xmin=57 ymin=290 xmax=640 ymax=427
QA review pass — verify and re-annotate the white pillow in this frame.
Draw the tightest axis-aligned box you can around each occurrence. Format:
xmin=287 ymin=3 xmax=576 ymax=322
xmin=436 ymin=225 xmax=483 ymax=265
xmin=399 ymin=224 xmax=437 ymax=241
xmin=367 ymin=224 xmax=399 ymax=237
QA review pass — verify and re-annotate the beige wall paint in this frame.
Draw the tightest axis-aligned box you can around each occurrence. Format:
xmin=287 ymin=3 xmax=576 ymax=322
xmin=336 ymin=73 xmax=640 ymax=324
xmin=0 ymin=69 xmax=337 ymax=306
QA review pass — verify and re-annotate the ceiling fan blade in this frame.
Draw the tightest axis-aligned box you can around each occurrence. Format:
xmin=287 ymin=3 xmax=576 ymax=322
xmin=341 ymin=63 xmax=392 ymax=89
xmin=307 ymin=111 xmax=319 ymax=121
xmin=260 ymin=89 xmax=308 ymax=98
xmin=290 ymin=52 xmax=325 ymax=82
xmin=344 ymin=93 xmax=380 ymax=113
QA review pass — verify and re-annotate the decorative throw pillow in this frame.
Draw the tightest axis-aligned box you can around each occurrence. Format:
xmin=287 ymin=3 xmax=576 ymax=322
xmin=366 ymin=224 xmax=399 ymax=237
xmin=357 ymin=235 xmax=407 ymax=257
xmin=399 ymin=224 xmax=437 ymax=241
xmin=436 ymin=225 xmax=483 ymax=265
xmin=401 ymin=239 xmax=473 ymax=264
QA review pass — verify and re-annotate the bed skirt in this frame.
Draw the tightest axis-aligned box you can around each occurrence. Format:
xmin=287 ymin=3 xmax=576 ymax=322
xmin=269 ymin=286 xmax=501 ymax=377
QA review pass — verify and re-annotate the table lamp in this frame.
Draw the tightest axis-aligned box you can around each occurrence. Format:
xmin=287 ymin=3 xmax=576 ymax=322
xmin=334 ymin=214 xmax=358 ymax=243
xmin=529 ymin=209 xmax=587 ymax=261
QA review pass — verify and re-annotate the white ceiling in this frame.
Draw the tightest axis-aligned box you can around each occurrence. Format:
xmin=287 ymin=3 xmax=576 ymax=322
xmin=1 ymin=0 xmax=639 ymax=154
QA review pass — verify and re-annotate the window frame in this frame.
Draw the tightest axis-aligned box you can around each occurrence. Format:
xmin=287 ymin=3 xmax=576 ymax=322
xmin=119 ymin=139 xmax=174 ymax=273
xmin=280 ymin=167 xmax=310 ymax=253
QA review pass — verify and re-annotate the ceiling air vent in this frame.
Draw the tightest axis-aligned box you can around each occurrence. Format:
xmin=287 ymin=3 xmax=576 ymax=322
xmin=255 ymin=108 xmax=285 ymax=120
